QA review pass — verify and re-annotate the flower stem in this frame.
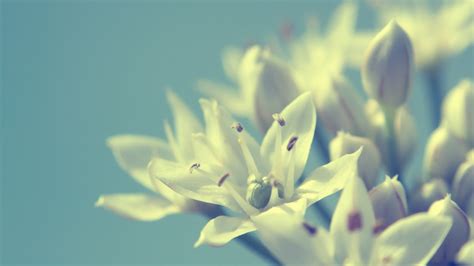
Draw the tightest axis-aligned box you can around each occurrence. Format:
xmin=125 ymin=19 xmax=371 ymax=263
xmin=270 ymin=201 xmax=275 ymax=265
xmin=424 ymin=66 xmax=444 ymax=129
xmin=382 ymin=107 xmax=403 ymax=183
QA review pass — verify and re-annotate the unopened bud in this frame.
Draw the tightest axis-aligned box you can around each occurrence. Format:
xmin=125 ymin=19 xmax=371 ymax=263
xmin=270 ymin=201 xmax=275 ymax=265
xmin=424 ymin=127 xmax=468 ymax=183
xmin=452 ymin=152 xmax=474 ymax=214
xmin=442 ymin=79 xmax=474 ymax=147
xmin=429 ymin=196 xmax=471 ymax=263
xmin=369 ymin=176 xmax=408 ymax=232
xmin=315 ymin=75 xmax=369 ymax=136
xmin=365 ymin=100 xmax=416 ymax=172
xmin=410 ymin=178 xmax=449 ymax=213
xmin=362 ymin=20 xmax=414 ymax=108
xmin=329 ymin=132 xmax=381 ymax=189
xmin=240 ymin=46 xmax=299 ymax=132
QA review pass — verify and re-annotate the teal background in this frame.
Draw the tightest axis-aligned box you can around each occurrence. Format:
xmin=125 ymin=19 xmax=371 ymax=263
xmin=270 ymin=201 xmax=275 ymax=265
xmin=1 ymin=0 xmax=473 ymax=265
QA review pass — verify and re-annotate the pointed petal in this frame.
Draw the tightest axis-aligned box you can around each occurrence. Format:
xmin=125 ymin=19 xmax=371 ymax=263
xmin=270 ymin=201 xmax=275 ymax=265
xmin=252 ymin=203 xmax=334 ymax=265
xmin=148 ymin=158 xmax=242 ymax=213
xmin=196 ymin=79 xmax=249 ymax=116
xmin=373 ymin=213 xmax=452 ymax=265
xmin=296 ymin=149 xmax=361 ymax=205
xmin=107 ymin=134 xmax=172 ymax=191
xmin=166 ymin=90 xmax=203 ymax=162
xmin=330 ymin=174 xmax=375 ymax=264
xmin=194 ymin=216 xmax=256 ymax=247
xmin=261 ymin=92 xmax=316 ymax=186
xmin=95 ymin=193 xmax=180 ymax=221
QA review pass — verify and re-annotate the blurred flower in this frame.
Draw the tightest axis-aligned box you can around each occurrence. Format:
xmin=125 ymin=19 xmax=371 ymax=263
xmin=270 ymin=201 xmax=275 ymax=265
xmin=424 ymin=127 xmax=468 ymax=183
xmin=198 ymin=45 xmax=299 ymax=132
xmin=149 ymin=93 xmax=362 ymax=247
xmin=457 ymin=240 xmax=474 ymax=265
xmin=410 ymin=178 xmax=449 ymax=213
xmin=370 ymin=0 xmax=474 ymax=68
xmin=369 ymin=176 xmax=408 ymax=231
xmin=329 ymin=131 xmax=381 ymax=188
xmin=429 ymin=195 xmax=471 ymax=264
xmin=315 ymin=76 xmax=370 ymax=136
xmin=452 ymin=151 xmax=474 ymax=216
xmin=252 ymin=175 xmax=452 ymax=265
xmin=442 ymin=79 xmax=474 ymax=147
xmin=96 ymin=91 xmax=217 ymax=221
xmin=362 ymin=20 xmax=414 ymax=109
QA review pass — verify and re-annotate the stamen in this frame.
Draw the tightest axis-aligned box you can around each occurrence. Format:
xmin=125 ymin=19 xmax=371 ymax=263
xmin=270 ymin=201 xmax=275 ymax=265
xmin=287 ymin=136 xmax=298 ymax=151
xmin=189 ymin=163 xmax=200 ymax=173
xmin=372 ymin=219 xmax=386 ymax=235
xmin=231 ymin=122 xmax=244 ymax=133
xmin=238 ymin=138 xmax=260 ymax=176
xmin=302 ymin=222 xmax=317 ymax=236
xmin=272 ymin=113 xmax=286 ymax=127
xmin=217 ymin=173 xmax=230 ymax=187
xmin=347 ymin=211 xmax=363 ymax=232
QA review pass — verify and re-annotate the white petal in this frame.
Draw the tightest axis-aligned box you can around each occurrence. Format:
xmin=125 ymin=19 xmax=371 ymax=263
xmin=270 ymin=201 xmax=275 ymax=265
xmin=252 ymin=203 xmax=334 ymax=265
xmin=95 ymin=193 xmax=180 ymax=221
xmin=107 ymin=134 xmax=172 ymax=191
xmin=166 ymin=90 xmax=203 ymax=162
xmin=296 ymin=149 xmax=361 ymax=205
xmin=194 ymin=216 xmax=256 ymax=247
xmin=261 ymin=92 xmax=316 ymax=188
xmin=457 ymin=240 xmax=474 ymax=265
xmin=330 ymin=174 xmax=375 ymax=264
xmin=148 ymin=158 xmax=242 ymax=213
xmin=196 ymin=79 xmax=250 ymax=117
xmin=373 ymin=213 xmax=452 ymax=265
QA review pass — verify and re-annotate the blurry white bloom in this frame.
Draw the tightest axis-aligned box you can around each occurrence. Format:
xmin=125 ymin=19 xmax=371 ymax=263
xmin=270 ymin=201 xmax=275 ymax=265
xmin=457 ymin=240 xmax=474 ymax=265
xmin=362 ymin=20 xmax=414 ymax=109
xmin=365 ymin=100 xmax=417 ymax=172
xmin=442 ymin=79 xmax=474 ymax=147
xmin=149 ymin=93 xmax=362 ymax=247
xmin=329 ymin=131 xmax=381 ymax=189
xmin=371 ymin=0 xmax=474 ymax=68
xmin=316 ymin=76 xmax=370 ymax=136
xmin=429 ymin=195 xmax=471 ymax=264
xmin=198 ymin=45 xmax=299 ymax=132
xmin=369 ymin=176 xmax=408 ymax=231
xmin=96 ymin=92 xmax=216 ymax=221
xmin=253 ymin=175 xmax=452 ymax=265
xmin=452 ymin=151 xmax=474 ymax=216
xmin=424 ymin=127 xmax=468 ymax=183
xmin=410 ymin=178 xmax=449 ymax=213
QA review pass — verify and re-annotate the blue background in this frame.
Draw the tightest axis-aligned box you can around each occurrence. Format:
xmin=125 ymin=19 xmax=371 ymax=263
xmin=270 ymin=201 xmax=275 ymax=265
xmin=2 ymin=0 xmax=473 ymax=264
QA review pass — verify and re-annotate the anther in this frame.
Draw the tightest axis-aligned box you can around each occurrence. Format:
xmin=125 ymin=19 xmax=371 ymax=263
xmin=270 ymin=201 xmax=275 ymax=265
xmin=287 ymin=136 xmax=298 ymax=151
xmin=231 ymin=122 xmax=244 ymax=133
xmin=272 ymin=113 xmax=286 ymax=127
xmin=189 ymin=163 xmax=200 ymax=173
xmin=217 ymin=173 xmax=230 ymax=187
xmin=347 ymin=211 xmax=363 ymax=232
xmin=302 ymin=222 xmax=317 ymax=236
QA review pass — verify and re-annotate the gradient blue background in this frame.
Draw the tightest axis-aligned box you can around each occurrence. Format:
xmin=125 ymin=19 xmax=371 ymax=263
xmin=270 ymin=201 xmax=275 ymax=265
xmin=2 ymin=0 xmax=473 ymax=265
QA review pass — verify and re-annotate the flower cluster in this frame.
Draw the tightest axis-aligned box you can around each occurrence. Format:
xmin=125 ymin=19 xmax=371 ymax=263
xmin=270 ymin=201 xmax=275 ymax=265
xmin=97 ymin=1 xmax=473 ymax=265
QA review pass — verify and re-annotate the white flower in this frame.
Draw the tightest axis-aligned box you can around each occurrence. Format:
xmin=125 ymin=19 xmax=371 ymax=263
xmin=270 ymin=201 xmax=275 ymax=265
xmin=96 ymin=91 xmax=215 ymax=221
xmin=252 ymin=175 xmax=452 ymax=265
xmin=149 ymin=92 xmax=362 ymax=247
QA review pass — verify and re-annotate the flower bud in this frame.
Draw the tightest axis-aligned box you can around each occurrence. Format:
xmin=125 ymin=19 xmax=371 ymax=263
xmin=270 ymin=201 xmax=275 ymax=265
xmin=424 ymin=127 xmax=468 ymax=183
xmin=442 ymin=79 xmax=474 ymax=147
xmin=329 ymin=132 xmax=381 ymax=189
xmin=369 ymin=176 xmax=408 ymax=232
xmin=315 ymin=75 xmax=369 ymax=136
xmin=365 ymin=100 xmax=416 ymax=172
xmin=362 ymin=20 xmax=414 ymax=108
xmin=429 ymin=196 xmax=471 ymax=264
xmin=452 ymin=152 xmax=474 ymax=213
xmin=240 ymin=46 xmax=299 ymax=132
xmin=410 ymin=178 xmax=449 ymax=213
xmin=246 ymin=179 xmax=272 ymax=210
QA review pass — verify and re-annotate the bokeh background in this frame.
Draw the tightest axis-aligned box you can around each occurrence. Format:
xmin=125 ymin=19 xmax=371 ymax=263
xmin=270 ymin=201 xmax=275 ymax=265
xmin=2 ymin=0 xmax=473 ymax=265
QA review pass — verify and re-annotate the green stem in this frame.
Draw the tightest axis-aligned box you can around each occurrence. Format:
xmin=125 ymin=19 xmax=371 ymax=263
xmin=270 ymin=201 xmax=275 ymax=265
xmin=205 ymin=207 xmax=280 ymax=265
xmin=382 ymin=107 xmax=403 ymax=182
xmin=424 ymin=66 xmax=443 ymax=129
